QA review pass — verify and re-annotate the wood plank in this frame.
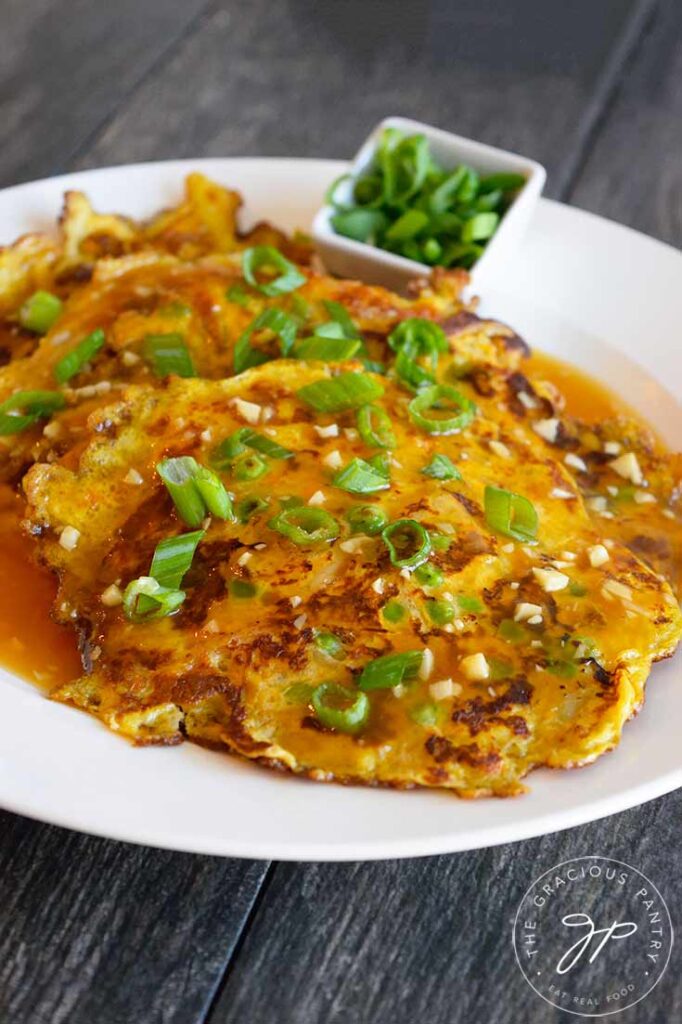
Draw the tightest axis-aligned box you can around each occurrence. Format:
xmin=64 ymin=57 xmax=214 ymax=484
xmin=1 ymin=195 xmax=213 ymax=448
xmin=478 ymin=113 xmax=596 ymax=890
xmin=72 ymin=0 xmax=647 ymax=199
xmin=0 ymin=0 xmax=212 ymax=187
xmin=570 ymin=0 xmax=682 ymax=243
xmin=208 ymin=791 xmax=682 ymax=1024
xmin=0 ymin=811 xmax=269 ymax=1024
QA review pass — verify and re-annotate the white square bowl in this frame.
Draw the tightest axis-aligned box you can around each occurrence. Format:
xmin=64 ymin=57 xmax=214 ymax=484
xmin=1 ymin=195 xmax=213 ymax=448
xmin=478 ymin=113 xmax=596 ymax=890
xmin=312 ymin=115 xmax=546 ymax=291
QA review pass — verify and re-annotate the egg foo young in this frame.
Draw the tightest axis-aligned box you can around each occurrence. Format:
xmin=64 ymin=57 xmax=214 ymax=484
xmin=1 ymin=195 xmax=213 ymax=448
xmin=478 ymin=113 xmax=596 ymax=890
xmin=1 ymin=177 xmax=680 ymax=796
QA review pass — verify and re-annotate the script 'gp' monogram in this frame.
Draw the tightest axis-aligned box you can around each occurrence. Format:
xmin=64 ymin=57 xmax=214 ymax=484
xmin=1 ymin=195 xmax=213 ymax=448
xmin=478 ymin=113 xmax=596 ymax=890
xmin=556 ymin=914 xmax=638 ymax=974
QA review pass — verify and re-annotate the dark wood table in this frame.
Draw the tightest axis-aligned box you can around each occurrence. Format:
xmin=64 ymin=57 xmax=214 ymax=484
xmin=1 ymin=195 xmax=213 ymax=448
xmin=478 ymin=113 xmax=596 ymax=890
xmin=1 ymin=2 xmax=680 ymax=1021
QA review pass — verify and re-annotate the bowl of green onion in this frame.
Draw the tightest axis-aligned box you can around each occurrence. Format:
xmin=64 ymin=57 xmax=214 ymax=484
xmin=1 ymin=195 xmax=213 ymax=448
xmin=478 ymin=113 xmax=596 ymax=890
xmin=313 ymin=116 xmax=545 ymax=291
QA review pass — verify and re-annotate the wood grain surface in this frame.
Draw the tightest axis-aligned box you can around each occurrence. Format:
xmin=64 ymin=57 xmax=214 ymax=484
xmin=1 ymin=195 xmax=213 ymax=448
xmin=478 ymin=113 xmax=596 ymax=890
xmin=0 ymin=2 xmax=680 ymax=1022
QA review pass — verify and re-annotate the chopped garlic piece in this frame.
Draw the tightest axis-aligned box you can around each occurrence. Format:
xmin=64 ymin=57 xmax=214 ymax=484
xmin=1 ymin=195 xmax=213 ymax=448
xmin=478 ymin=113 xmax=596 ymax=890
xmin=587 ymin=496 xmax=607 ymax=512
xmin=517 ymin=391 xmax=537 ymax=410
xmin=43 ymin=420 xmax=62 ymax=440
xmin=59 ymin=525 xmax=81 ymax=551
xmin=237 ymin=550 xmax=253 ymax=566
xmin=339 ymin=537 xmax=371 ymax=554
xmin=550 ymin=488 xmax=575 ymax=500
xmin=121 ymin=350 xmax=140 ymax=366
xmin=588 ymin=544 xmax=610 ymax=568
xmin=399 ymin=567 xmax=412 ymax=578
xmin=527 ymin=614 xmax=543 ymax=625
xmin=289 ymin=595 xmax=302 ymax=608
xmin=232 ymin=397 xmax=261 ymax=424
xmin=344 ymin=428 xmax=359 ymax=441
xmin=101 ymin=583 xmax=123 ymax=607
xmin=200 ymin=428 xmax=213 ymax=443
xmin=293 ymin=613 xmax=307 ymax=630
xmin=308 ymin=490 xmax=326 ymax=506
xmin=323 ymin=449 xmax=343 ymax=470
xmin=489 ymin=439 xmax=511 ymax=459
xmin=533 ymin=417 xmax=559 ymax=443
xmin=565 ymin=452 xmax=587 ymax=472
xmin=603 ymin=579 xmax=632 ymax=601
xmin=634 ymin=489 xmax=656 ymax=505
xmin=501 ymin=542 xmax=515 ymax=554
xmin=429 ymin=678 xmax=461 ymax=700
xmin=419 ymin=648 xmax=434 ymax=681
xmin=532 ymin=567 xmax=569 ymax=592
xmin=603 ymin=440 xmax=621 ymax=455
xmin=514 ymin=601 xmax=543 ymax=622
xmin=371 ymin=578 xmax=385 ymax=595
xmin=314 ymin=423 xmax=339 ymax=438
xmin=560 ymin=551 xmax=576 ymax=561
xmin=461 ymin=652 xmax=489 ymax=682
xmin=610 ymin=451 xmax=643 ymax=485
xmin=124 ymin=468 xmax=144 ymax=485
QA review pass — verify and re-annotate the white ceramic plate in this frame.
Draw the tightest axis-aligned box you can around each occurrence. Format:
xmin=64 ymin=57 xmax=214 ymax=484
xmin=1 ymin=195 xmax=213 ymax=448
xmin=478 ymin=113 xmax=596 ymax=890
xmin=1 ymin=159 xmax=680 ymax=861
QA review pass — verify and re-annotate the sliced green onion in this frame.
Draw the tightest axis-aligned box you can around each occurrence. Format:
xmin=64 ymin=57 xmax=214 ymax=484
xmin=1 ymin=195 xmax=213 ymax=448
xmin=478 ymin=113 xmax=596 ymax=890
xmin=479 ymin=172 xmax=525 ymax=193
xmin=233 ymin=453 xmax=269 ymax=481
xmin=142 ymin=333 xmax=195 ymax=379
xmin=54 ymin=328 xmax=106 ymax=384
xmin=546 ymin=659 xmax=578 ymax=680
xmin=421 ymin=453 xmax=462 ymax=480
xmin=212 ymin=428 xmax=293 ymax=468
xmin=381 ymin=519 xmax=431 ymax=570
xmin=410 ymin=702 xmax=442 ymax=727
xmin=382 ymin=600 xmax=406 ymax=623
xmin=345 ymin=504 xmax=389 ymax=536
xmin=226 ymin=284 xmax=250 ymax=307
xmin=394 ymin=349 xmax=436 ymax=391
xmin=385 ymin=209 xmax=429 ymax=241
xmin=0 ymin=390 xmax=66 ymax=435
xmin=19 ymin=291 xmax=62 ymax=333
xmin=157 ymin=456 xmax=234 ymax=527
xmin=408 ymin=385 xmax=476 ymax=435
xmin=269 ymin=506 xmax=340 ymax=546
xmin=234 ymin=307 xmax=298 ymax=374
xmin=314 ymin=631 xmax=345 ymax=659
xmin=425 ymin=599 xmax=454 ymax=625
xmin=461 ymin=212 xmax=499 ymax=243
xmin=488 ymin=657 xmax=513 ymax=681
xmin=122 ymin=576 xmax=185 ymax=623
xmin=284 ymin=681 xmax=315 ymax=704
xmin=322 ymin=300 xmax=361 ymax=339
xmin=236 ymin=495 xmax=269 ymax=523
xmin=325 ymin=173 xmax=352 ymax=209
xmin=484 ymin=485 xmax=538 ymax=542
xmin=294 ymin=336 xmax=361 ymax=360
xmin=388 ymin=318 xmax=448 ymax=363
xmin=499 ymin=618 xmax=525 ymax=643
xmin=312 ymin=321 xmax=346 ymax=340
xmin=569 ymin=581 xmax=587 ymax=597
xmin=149 ymin=530 xmax=204 ymax=589
xmin=414 ymin=562 xmax=443 ymax=587
xmin=331 ymin=209 xmax=387 ymax=243
xmin=230 ymin=579 xmax=259 ymax=598
xmin=242 ymin=246 xmax=305 ymax=297
xmin=332 ymin=457 xmax=390 ymax=495
xmin=458 ymin=595 xmax=483 ymax=613
xmin=368 ymin=452 xmax=390 ymax=479
xmin=357 ymin=404 xmax=396 ymax=449
xmin=431 ymin=533 xmax=452 ymax=551
xmin=298 ymin=372 xmax=383 ymax=413
xmin=357 ymin=649 xmax=424 ymax=691
xmin=311 ymin=682 xmax=369 ymax=734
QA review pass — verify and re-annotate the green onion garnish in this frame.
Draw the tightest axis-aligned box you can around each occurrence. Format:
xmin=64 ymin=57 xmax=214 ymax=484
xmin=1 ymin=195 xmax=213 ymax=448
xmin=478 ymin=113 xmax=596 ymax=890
xmin=356 ymin=404 xmax=396 ymax=449
xmin=328 ymin=127 xmax=525 ymax=269
xmin=297 ymin=372 xmax=383 ymax=413
xmin=410 ymin=702 xmax=442 ymax=727
xmin=212 ymin=428 xmax=293 ymax=468
xmin=293 ymin=336 xmax=361 ymax=360
xmin=498 ymin=619 xmax=525 ymax=643
xmin=357 ymin=649 xmax=424 ymax=691
xmin=284 ymin=681 xmax=315 ymax=704
xmin=382 ymin=600 xmax=406 ymax=623
xmin=236 ymin=496 xmax=269 ymax=523
xmin=242 ymin=246 xmax=306 ymax=297
xmin=322 ymin=300 xmax=362 ymax=339
xmin=149 ymin=530 xmax=204 ymax=590
xmin=234 ymin=308 xmax=298 ymax=374
xmin=226 ymin=284 xmax=250 ymax=307
xmin=381 ymin=519 xmax=431 ymax=570
xmin=458 ymin=595 xmax=482 ymax=613
xmin=142 ymin=333 xmax=195 ymax=378
xmin=484 ymin=485 xmax=538 ymax=542
xmin=332 ymin=457 xmax=391 ymax=494
xmin=157 ymin=456 xmax=234 ymax=527
xmin=19 ymin=291 xmax=63 ymax=334
xmin=311 ymin=682 xmax=370 ymax=734
xmin=268 ymin=506 xmax=340 ymax=546
xmin=414 ymin=562 xmax=443 ymax=587
xmin=425 ymin=599 xmax=454 ymax=625
xmin=345 ymin=504 xmax=389 ymax=536
xmin=230 ymin=579 xmax=259 ymax=598
xmin=233 ymin=453 xmax=269 ymax=481
xmin=122 ymin=577 xmax=186 ymax=623
xmin=408 ymin=384 xmax=476 ymax=435
xmin=421 ymin=454 xmax=462 ymax=480
xmin=314 ymin=630 xmax=345 ymax=659
xmin=54 ymin=328 xmax=106 ymax=384
xmin=388 ymin=319 xmax=448 ymax=362
xmin=0 ymin=390 xmax=66 ymax=435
